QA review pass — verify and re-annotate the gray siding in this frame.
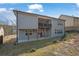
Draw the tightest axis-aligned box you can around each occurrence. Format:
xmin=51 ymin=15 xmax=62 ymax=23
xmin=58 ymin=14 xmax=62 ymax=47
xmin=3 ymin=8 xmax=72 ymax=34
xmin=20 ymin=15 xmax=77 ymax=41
xmin=51 ymin=18 xmax=64 ymax=38
xmin=18 ymin=13 xmax=38 ymax=29
xmin=18 ymin=30 xmax=28 ymax=43
xmin=18 ymin=30 xmax=38 ymax=43
xmin=14 ymin=10 xmax=65 ymax=43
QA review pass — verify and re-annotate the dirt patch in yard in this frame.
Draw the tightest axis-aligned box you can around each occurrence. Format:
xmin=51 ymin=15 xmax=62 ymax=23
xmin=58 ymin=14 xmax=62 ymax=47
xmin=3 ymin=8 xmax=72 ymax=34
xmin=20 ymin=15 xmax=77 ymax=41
xmin=3 ymin=35 xmax=16 ymax=44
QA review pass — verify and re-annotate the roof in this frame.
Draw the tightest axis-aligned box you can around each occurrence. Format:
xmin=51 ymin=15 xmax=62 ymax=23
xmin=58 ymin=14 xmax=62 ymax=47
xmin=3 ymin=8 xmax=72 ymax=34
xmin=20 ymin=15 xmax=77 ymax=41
xmin=13 ymin=10 xmax=54 ymax=18
xmin=59 ymin=15 xmax=79 ymax=19
xmin=13 ymin=10 xmax=62 ymax=19
xmin=13 ymin=10 xmax=65 ymax=22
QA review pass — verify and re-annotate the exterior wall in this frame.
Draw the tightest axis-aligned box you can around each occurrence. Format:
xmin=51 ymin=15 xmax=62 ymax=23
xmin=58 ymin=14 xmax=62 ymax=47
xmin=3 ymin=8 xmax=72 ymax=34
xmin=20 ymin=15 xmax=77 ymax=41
xmin=18 ymin=29 xmax=51 ymax=43
xmin=59 ymin=15 xmax=79 ymax=31
xmin=0 ymin=27 xmax=4 ymax=36
xmin=0 ymin=27 xmax=4 ymax=44
xmin=74 ymin=18 xmax=79 ymax=31
xmin=59 ymin=15 xmax=74 ymax=27
xmin=17 ymin=12 xmax=38 ymax=29
xmin=38 ymin=17 xmax=51 ymax=39
xmin=18 ymin=30 xmax=28 ymax=43
xmin=14 ymin=10 xmax=64 ymax=43
xmin=74 ymin=17 xmax=79 ymax=27
xmin=18 ymin=29 xmax=37 ymax=43
xmin=51 ymin=18 xmax=64 ymax=38
xmin=17 ymin=17 xmax=64 ymax=43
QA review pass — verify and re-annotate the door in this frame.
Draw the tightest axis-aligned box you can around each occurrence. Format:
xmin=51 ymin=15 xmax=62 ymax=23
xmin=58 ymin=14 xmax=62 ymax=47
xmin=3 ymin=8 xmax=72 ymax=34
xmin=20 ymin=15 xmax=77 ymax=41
xmin=0 ymin=35 xmax=3 ymax=44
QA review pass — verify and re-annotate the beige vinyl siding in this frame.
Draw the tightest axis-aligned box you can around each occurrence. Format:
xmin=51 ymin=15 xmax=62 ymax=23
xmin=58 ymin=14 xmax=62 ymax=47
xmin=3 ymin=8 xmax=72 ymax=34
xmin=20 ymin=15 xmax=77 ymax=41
xmin=59 ymin=15 xmax=74 ymax=27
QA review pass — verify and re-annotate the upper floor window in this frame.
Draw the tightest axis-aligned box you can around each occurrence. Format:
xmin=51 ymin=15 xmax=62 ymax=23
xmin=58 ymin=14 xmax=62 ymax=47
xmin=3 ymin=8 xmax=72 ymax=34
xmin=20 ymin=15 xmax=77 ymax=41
xmin=58 ymin=22 xmax=63 ymax=25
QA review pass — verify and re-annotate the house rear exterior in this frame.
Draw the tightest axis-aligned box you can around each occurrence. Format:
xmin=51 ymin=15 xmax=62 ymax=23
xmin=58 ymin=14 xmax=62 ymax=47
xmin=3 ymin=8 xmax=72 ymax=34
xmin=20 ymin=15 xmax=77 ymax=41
xmin=13 ymin=10 xmax=65 ymax=43
xmin=59 ymin=15 xmax=79 ymax=31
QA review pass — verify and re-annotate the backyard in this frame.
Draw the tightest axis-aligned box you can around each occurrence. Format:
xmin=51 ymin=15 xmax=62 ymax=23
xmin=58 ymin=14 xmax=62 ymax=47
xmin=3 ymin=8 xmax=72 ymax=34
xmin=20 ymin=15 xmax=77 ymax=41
xmin=0 ymin=32 xmax=79 ymax=56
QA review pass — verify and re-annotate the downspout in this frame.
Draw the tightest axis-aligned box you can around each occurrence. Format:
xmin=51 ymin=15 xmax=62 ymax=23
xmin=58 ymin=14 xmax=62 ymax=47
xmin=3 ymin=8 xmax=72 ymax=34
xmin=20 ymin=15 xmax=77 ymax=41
xmin=63 ymin=20 xmax=65 ymax=37
xmin=49 ymin=19 xmax=51 ymax=38
xmin=73 ymin=17 xmax=75 ymax=31
xmin=16 ymin=11 xmax=18 ymax=44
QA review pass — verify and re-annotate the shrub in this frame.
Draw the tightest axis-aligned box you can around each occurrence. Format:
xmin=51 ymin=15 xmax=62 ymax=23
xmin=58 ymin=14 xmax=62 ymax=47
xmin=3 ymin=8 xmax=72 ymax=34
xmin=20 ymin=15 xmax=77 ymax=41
xmin=53 ymin=40 xmax=58 ymax=43
xmin=30 ymin=48 xmax=36 ymax=52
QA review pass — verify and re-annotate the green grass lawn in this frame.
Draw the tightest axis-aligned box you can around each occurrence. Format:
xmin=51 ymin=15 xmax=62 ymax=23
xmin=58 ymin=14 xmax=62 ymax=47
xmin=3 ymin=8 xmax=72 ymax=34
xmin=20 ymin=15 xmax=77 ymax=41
xmin=0 ymin=32 xmax=79 ymax=56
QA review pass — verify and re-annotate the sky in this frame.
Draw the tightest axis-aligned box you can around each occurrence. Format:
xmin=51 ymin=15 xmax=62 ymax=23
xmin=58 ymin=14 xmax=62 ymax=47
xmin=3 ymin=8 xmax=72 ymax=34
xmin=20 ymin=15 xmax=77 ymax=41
xmin=0 ymin=3 xmax=79 ymax=25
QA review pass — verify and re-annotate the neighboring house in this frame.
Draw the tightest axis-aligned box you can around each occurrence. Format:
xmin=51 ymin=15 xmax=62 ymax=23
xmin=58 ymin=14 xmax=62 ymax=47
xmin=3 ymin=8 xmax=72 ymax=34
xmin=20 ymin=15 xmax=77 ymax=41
xmin=0 ymin=24 xmax=16 ymax=36
xmin=0 ymin=25 xmax=16 ymax=44
xmin=59 ymin=15 xmax=79 ymax=31
xmin=0 ymin=27 xmax=4 ymax=36
xmin=0 ymin=27 xmax=4 ymax=44
xmin=13 ymin=10 xmax=65 ymax=43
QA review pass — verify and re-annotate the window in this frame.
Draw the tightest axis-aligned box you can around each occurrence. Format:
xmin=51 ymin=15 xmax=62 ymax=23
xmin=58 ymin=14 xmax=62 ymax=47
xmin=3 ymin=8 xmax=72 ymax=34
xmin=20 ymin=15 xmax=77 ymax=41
xmin=58 ymin=22 xmax=63 ymax=25
xmin=25 ymin=33 xmax=28 ymax=35
xmin=29 ymin=32 xmax=32 ymax=35
xmin=38 ymin=23 xmax=43 ymax=26
xmin=55 ymin=29 xmax=63 ymax=34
